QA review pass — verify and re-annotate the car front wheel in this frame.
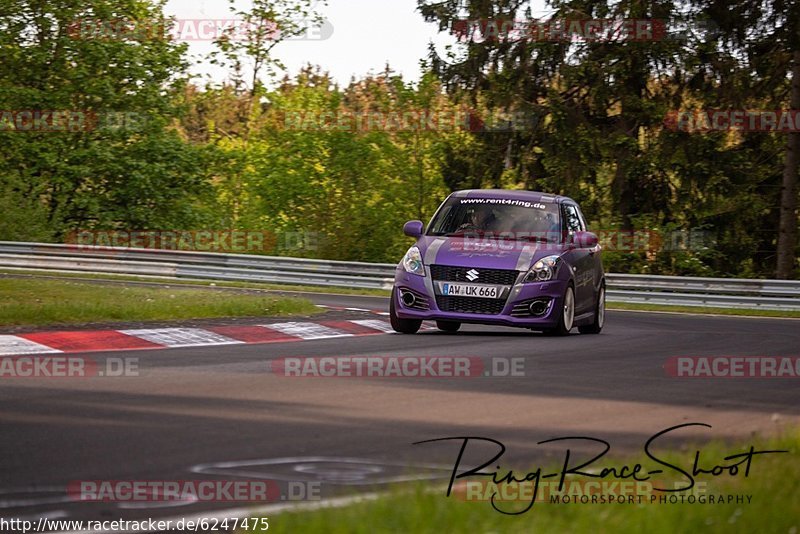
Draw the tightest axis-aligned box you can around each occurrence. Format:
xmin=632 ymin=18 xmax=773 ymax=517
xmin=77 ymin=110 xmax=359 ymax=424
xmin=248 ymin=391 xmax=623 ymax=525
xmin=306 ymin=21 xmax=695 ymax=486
xmin=579 ymin=285 xmax=605 ymax=335
xmin=545 ymin=284 xmax=575 ymax=336
xmin=390 ymin=289 xmax=422 ymax=334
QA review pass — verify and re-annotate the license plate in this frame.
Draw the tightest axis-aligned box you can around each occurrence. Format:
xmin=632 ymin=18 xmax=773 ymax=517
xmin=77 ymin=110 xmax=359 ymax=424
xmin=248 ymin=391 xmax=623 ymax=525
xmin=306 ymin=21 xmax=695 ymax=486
xmin=440 ymin=283 xmax=502 ymax=299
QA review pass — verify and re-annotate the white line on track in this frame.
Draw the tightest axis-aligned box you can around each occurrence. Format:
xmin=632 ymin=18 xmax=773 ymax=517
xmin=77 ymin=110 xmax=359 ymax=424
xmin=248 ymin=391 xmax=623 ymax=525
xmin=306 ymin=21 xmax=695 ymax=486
xmin=349 ymin=320 xmax=396 ymax=333
xmin=0 ymin=335 xmax=62 ymax=356
xmin=264 ymin=322 xmax=353 ymax=340
xmin=119 ymin=328 xmax=244 ymax=348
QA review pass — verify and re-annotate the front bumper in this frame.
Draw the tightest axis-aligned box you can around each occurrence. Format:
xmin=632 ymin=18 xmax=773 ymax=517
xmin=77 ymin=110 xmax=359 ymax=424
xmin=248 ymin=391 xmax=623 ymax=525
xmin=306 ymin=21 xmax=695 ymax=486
xmin=393 ymin=266 xmax=567 ymax=329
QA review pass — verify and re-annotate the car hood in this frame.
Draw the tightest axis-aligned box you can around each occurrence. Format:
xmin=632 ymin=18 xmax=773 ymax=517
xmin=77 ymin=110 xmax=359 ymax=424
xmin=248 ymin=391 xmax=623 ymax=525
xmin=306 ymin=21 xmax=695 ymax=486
xmin=416 ymin=235 xmax=567 ymax=271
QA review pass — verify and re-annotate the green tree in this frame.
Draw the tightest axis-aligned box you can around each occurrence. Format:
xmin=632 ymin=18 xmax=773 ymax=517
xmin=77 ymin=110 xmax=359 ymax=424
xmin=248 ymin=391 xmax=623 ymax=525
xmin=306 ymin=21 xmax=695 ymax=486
xmin=0 ymin=0 xmax=207 ymax=238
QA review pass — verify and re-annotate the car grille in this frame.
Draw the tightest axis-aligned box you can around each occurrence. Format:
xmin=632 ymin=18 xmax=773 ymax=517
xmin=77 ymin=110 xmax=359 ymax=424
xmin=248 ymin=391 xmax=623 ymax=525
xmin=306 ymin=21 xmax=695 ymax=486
xmin=430 ymin=265 xmax=519 ymax=286
xmin=436 ymin=296 xmax=506 ymax=315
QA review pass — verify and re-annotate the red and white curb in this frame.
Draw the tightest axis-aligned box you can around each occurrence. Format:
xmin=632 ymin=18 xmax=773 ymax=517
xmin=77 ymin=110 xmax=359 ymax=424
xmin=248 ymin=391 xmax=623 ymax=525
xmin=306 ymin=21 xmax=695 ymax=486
xmin=0 ymin=319 xmax=432 ymax=357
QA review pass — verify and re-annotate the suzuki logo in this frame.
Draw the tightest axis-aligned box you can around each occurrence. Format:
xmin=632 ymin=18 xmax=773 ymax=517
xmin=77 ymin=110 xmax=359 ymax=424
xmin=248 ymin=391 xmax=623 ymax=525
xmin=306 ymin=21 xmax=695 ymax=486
xmin=465 ymin=269 xmax=480 ymax=281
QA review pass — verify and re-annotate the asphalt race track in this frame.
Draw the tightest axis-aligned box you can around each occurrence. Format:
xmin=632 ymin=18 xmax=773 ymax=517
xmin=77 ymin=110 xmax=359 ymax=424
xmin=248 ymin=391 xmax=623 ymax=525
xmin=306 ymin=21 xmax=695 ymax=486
xmin=1 ymin=292 xmax=798 ymax=527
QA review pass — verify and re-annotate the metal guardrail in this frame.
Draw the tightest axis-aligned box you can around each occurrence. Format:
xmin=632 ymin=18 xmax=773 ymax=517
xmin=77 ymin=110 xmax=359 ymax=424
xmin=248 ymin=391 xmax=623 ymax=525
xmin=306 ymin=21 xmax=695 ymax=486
xmin=0 ymin=242 xmax=799 ymax=311
xmin=0 ymin=242 xmax=398 ymax=290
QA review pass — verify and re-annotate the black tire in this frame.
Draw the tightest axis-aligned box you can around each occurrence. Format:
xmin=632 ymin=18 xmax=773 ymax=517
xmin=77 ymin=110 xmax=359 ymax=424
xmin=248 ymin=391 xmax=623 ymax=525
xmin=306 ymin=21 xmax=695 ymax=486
xmin=579 ymin=285 xmax=605 ymax=335
xmin=436 ymin=320 xmax=461 ymax=333
xmin=390 ymin=289 xmax=422 ymax=334
xmin=544 ymin=284 xmax=575 ymax=336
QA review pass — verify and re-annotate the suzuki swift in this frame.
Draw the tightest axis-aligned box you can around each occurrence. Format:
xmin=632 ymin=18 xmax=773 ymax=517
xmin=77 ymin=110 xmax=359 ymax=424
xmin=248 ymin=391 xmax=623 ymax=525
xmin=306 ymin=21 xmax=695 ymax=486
xmin=390 ymin=189 xmax=605 ymax=335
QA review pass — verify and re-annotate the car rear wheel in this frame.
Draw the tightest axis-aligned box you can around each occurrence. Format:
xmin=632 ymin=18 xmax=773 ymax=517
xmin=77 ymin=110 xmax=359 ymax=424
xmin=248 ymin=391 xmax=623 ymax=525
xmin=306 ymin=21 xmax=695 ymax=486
xmin=436 ymin=320 xmax=461 ymax=333
xmin=545 ymin=285 xmax=575 ymax=336
xmin=390 ymin=289 xmax=422 ymax=334
xmin=579 ymin=286 xmax=605 ymax=335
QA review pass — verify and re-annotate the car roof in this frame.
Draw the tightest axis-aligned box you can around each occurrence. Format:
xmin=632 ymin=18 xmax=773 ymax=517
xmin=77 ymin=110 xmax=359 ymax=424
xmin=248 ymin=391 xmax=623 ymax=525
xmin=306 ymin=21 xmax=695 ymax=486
xmin=450 ymin=189 xmax=576 ymax=205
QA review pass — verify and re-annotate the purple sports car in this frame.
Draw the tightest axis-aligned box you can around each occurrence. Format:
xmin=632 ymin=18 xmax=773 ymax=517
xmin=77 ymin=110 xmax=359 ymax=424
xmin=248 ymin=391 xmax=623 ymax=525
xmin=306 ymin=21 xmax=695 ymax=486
xmin=390 ymin=189 xmax=605 ymax=335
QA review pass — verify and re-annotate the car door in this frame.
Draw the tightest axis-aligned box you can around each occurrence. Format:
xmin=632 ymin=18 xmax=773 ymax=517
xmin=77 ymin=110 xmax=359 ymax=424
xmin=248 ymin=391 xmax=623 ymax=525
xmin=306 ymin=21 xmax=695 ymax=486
xmin=562 ymin=202 xmax=594 ymax=314
xmin=575 ymin=203 xmax=602 ymax=301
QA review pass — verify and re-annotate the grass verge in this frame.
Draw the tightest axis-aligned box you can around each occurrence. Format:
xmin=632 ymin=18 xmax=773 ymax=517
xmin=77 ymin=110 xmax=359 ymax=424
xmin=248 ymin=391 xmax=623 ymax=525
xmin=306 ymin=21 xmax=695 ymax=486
xmin=258 ymin=429 xmax=799 ymax=533
xmin=606 ymin=301 xmax=800 ymax=318
xmin=0 ymin=278 xmax=319 ymax=327
xmin=0 ymin=268 xmax=391 ymax=296
xmin=2 ymin=268 xmax=798 ymax=318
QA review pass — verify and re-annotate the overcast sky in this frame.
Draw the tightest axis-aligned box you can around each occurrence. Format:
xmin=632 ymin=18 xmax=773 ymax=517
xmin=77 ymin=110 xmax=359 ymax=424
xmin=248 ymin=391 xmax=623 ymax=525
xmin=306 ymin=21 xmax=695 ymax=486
xmin=163 ymin=0 xmax=460 ymax=87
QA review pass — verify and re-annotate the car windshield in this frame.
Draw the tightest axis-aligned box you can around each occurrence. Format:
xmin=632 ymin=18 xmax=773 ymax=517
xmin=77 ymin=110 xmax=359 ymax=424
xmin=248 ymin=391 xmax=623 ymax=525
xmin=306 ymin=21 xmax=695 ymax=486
xmin=426 ymin=197 xmax=562 ymax=241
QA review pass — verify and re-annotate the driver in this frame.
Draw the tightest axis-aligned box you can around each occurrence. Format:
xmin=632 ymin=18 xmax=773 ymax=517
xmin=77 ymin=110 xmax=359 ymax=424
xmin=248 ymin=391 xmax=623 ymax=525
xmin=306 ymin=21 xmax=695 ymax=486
xmin=546 ymin=212 xmax=565 ymax=243
xmin=457 ymin=207 xmax=497 ymax=232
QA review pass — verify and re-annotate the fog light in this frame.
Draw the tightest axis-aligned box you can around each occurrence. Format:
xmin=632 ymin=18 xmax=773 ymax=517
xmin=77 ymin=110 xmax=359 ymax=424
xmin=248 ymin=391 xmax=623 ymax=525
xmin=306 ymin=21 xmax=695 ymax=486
xmin=401 ymin=291 xmax=416 ymax=307
xmin=529 ymin=300 xmax=548 ymax=316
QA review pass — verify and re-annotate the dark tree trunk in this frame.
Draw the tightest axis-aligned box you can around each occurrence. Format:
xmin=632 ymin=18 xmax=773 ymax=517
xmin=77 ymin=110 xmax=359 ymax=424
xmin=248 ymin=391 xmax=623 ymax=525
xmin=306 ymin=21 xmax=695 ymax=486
xmin=776 ymin=49 xmax=800 ymax=279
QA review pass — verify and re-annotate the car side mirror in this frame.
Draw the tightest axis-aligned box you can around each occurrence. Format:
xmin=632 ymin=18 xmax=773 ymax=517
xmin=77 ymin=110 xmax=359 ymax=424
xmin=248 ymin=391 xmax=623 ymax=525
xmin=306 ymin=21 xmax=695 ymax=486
xmin=403 ymin=220 xmax=424 ymax=238
xmin=573 ymin=231 xmax=598 ymax=249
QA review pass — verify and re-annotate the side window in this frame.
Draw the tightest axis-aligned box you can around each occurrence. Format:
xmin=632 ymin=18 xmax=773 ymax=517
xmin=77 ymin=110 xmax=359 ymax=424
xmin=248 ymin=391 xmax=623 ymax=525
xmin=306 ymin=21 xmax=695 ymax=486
xmin=575 ymin=205 xmax=588 ymax=231
xmin=563 ymin=204 xmax=584 ymax=233
xmin=427 ymin=206 xmax=453 ymax=234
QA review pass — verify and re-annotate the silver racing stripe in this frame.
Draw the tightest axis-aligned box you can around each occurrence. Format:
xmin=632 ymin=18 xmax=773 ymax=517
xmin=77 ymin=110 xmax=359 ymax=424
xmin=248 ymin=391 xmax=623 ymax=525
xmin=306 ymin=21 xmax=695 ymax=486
xmin=423 ymin=238 xmax=446 ymax=298
xmin=515 ymin=244 xmax=538 ymax=271
xmin=508 ymin=244 xmax=538 ymax=302
xmin=424 ymin=238 xmax=446 ymax=266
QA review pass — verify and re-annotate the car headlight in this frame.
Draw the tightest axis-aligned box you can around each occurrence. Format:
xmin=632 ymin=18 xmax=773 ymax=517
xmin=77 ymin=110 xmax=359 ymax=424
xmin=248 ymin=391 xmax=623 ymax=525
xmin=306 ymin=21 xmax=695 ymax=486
xmin=401 ymin=246 xmax=426 ymax=276
xmin=524 ymin=255 xmax=561 ymax=282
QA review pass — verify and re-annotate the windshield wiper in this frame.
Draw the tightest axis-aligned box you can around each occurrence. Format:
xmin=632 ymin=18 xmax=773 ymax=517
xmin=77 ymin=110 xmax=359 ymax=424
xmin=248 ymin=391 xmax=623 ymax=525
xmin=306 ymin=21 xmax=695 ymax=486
xmin=518 ymin=235 xmax=550 ymax=243
xmin=442 ymin=231 xmax=551 ymax=242
xmin=445 ymin=230 xmax=480 ymax=237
